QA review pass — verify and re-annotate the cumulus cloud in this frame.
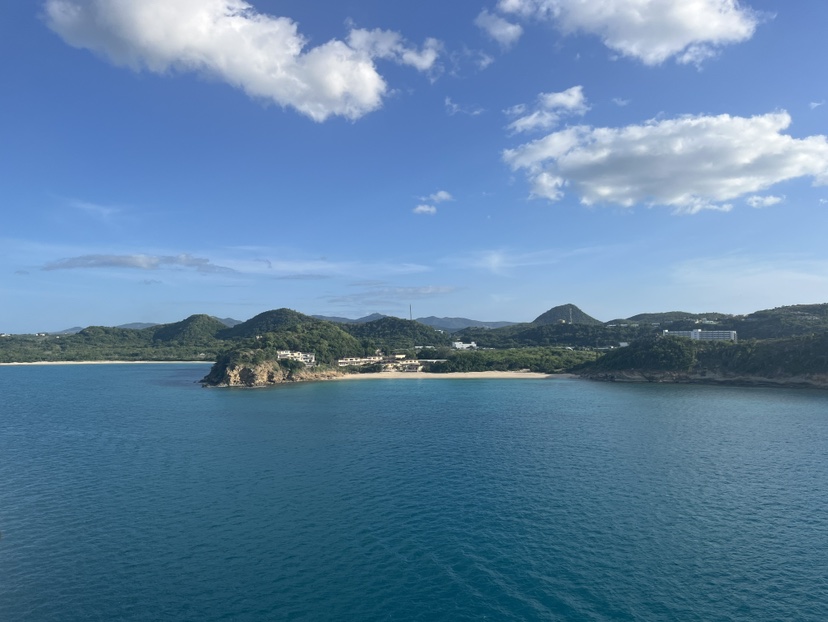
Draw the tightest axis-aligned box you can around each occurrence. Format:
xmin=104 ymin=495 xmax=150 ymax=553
xmin=42 ymin=253 xmax=234 ymax=273
xmin=44 ymin=0 xmax=440 ymax=122
xmin=496 ymin=0 xmax=759 ymax=65
xmin=424 ymin=190 xmax=453 ymax=203
xmin=505 ymin=85 xmax=588 ymax=133
xmin=413 ymin=204 xmax=437 ymax=215
xmin=475 ymin=9 xmax=523 ymax=48
xmin=746 ymin=195 xmax=783 ymax=208
xmin=503 ymin=111 xmax=828 ymax=213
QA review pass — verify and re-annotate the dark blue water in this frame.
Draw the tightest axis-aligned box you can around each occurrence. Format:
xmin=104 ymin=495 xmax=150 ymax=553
xmin=1 ymin=364 xmax=827 ymax=621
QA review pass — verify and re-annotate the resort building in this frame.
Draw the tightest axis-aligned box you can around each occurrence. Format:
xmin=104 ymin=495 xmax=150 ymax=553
xmin=277 ymin=350 xmax=317 ymax=366
xmin=337 ymin=356 xmax=384 ymax=367
xmin=663 ymin=329 xmax=737 ymax=343
xmin=452 ymin=341 xmax=477 ymax=350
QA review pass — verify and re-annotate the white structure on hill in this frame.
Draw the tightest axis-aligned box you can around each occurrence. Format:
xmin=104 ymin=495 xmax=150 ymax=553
xmin=277 ymin=350 xmax=316 ymax=366
xmin=663 ymin=329 xmax=737 ymax=343
xmin=452 ymin=341 xmax=477 ymax=350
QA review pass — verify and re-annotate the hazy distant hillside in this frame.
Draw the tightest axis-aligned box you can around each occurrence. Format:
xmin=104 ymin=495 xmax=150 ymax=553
xmin=116 ymin=322 xmax=158 ymax=330
xmin=216 ymin=317 xmax=243 ymax=327
xmin=416 ymin=316 xmax=517 ymax=332
xmin=341 ymin=317 xmax=452 ymax=351
xmin=150 ymin=314 xmax=226 ymax=344
xmin=533 ymin=304 xmax=603 ymax=326
xmin=623 ymin=311 xmax=731 ymax=324
xmin=312 ymin=313 xmax=388 ymax=324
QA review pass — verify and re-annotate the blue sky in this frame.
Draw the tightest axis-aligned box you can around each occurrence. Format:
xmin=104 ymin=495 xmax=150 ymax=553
xmin=3 ymin=0 xmax=828 ymax=332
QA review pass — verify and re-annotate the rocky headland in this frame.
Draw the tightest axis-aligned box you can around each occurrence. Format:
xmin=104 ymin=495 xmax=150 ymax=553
xmin=200 ymin=361 xmax=343 ymax=387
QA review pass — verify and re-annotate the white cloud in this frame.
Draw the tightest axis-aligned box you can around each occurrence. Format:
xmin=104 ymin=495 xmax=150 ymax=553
xmin=669 ymin=255 xmax=828 ymax=312
xmin=746 ymin=194 xmax=783 ymax=208
xmin=475 ymin=9 xmax=523 ymax=48
xmin=42 ymin=253 xmax=234 ymax=273
xmin=347 ymin=28 xmax=442 ymax=72
xmin=425 ymin=190 xmax=453 ymax=203
xmin=497 ymin=0 xmax=759 ymax=65
xmin=445 ymin=97 xmax=484 ymax=116
xmin=810 ymin=101 xmax=825 ymax=110
xmin=505 ymin=85 xmax=588 ymax=133
xmin=413 ymin=204 xmax=437 ymax=215
xmin=612 ymin=97 xmax=630 ymax=107
xmin=68 ymin=198 xmax=121 ymax=220
xmin=45 ymin=0 xmax=440 ymax=122
xmin=504 ymin=111 xmax=828 ymax=213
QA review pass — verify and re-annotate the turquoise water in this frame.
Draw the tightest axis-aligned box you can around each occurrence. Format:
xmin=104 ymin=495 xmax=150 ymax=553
xmin=1 ymin=364 xmax=827 ymax=621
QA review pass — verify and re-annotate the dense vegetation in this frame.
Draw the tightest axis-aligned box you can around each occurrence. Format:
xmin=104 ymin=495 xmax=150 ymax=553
xmin=340 ymin=316 xmax=452 ymax=351
xmin=578 ymin=333 xmax=828 ymax=378
xmin=420 ymin=347 xmax=598 ymax=374
xmin=5 ymin=303 xmax=828 ymax=385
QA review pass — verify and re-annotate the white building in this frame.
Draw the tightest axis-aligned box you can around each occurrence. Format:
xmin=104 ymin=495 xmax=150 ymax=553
xmin=452 ymin=341 xmax=477 ymax=350
xmin=277 ymin=350 xmax=316 ymax=366
xmin=663 ymin=329 xmax=737 ymax=343
xmin=337 ymin=356 xmax=384 ymax=367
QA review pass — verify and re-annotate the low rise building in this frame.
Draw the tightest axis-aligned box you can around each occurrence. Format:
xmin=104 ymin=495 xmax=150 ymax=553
xmin=277 ymin=350 xmax=317 ymax=366
xmin=452 ymin=341 xmax=477 ymax=350
xmin=663 ymin=329 xmax=737 ymax=343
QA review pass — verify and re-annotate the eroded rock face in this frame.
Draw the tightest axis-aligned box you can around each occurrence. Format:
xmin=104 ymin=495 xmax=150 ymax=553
xmin=201 ymin=362 xmax=342 ymax=387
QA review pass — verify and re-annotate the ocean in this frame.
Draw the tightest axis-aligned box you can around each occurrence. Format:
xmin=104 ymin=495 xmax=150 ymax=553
xmin=1 ymin=364 xmax=827 ymax=621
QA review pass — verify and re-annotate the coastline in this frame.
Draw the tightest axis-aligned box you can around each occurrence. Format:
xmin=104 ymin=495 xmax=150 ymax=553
xmin=0 ymin=360 xmax=212 ymax=366
xmin=337 ymin=371 xmax=570 ymax=380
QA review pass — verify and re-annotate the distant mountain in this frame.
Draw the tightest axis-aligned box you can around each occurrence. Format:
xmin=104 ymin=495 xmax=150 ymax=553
xmin=215 ymin=317 xmax=243 ymax=327
xmin=51 ymin=326 xmax=85 ymax=335
xmin=116 ymin=322 xmax=158 ymax=330
xmin=312 ymin=313 xmax=389 ymax=324
xmin=622 ymin=311 xmax=731 ymax=325
xmin=340 ymin=316 xmax=452 ymax=350
xmin=150 ymin=314 xmax=227 ymax=343
xmin=416 ymin=316 xmax=517 ymax=332
xmin=533 ymin=304 xmax=603 ymax=326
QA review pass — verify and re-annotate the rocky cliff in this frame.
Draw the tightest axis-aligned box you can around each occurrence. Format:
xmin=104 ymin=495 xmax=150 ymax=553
xmin=201 ymin=362 xmax=342 ymax=387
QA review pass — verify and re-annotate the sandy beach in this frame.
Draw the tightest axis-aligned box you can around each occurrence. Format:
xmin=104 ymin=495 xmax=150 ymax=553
xmin=337 ymin=370 xmax=574 ymax=380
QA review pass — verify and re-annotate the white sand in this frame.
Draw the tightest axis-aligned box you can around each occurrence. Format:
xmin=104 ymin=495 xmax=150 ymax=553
xmin=337 ymin=370 xmax=573 ymax=380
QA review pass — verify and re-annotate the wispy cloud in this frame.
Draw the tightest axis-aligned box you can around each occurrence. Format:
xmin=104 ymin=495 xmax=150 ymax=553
xmin=274 ymin=273 xmax=332 ymax=280
xmin=327 ymin=285 xmax=457 ymax=308
xmin=67 ymin=198 xmax=122 ymax=220
xmin=810 ymin=101 xmax=825 ymax=110
xmin=445 ymin=97 xmax=484 ymax=116
xmin=668 ymin=254 xmax=828 ymax=311
xmin=42 ymin=253 xmax=235 ymax=273
xmin=505 ymin=86 xmax=589 ymax=134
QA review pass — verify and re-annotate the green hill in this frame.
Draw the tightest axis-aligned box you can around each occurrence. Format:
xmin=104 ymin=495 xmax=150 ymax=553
xmin=151 ymin=314 xmax=226 ymax=343
xmin=341 ymin=316 xmax=452 ymax=351
xmin=220 ymin=308 xmax=321 ymax=339
xmin=533 ymin=304 xmax=602 ymax=326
